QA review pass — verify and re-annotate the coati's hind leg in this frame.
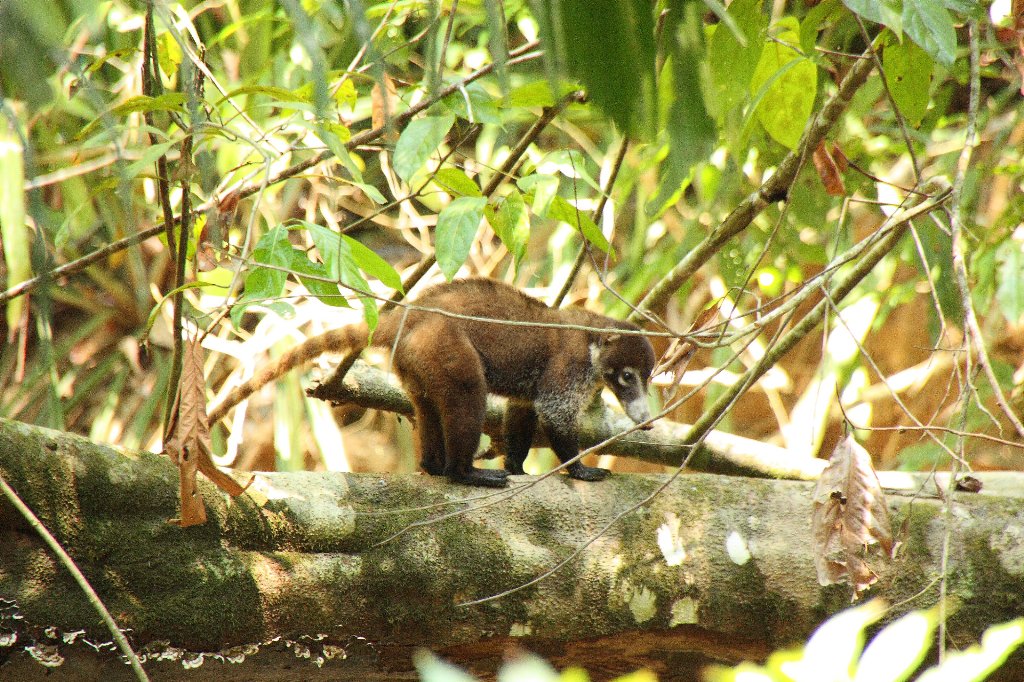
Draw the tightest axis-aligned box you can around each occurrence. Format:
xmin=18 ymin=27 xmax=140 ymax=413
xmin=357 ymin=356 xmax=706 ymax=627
xmin=395 ymin=326 xmax=508 ymax=488
xmin=408 ymin=396 xmax=446 ymax=476
xmin=503 ymin=402 xmax=537 ymax=475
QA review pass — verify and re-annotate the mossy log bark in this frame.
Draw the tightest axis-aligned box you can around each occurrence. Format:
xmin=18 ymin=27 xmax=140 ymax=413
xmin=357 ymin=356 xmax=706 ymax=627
xmin=1 ymin=417 xmax=1024 ymax=681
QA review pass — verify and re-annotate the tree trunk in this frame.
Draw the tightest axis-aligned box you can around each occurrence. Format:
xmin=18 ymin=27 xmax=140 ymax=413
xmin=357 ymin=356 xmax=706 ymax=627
xmin=1 ymin=417 xmax=1022 ymax=680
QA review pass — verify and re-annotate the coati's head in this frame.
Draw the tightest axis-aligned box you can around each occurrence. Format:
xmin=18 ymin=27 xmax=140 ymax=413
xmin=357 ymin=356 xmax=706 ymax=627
xmin=597 ymin=325 xmax=656 ymax=428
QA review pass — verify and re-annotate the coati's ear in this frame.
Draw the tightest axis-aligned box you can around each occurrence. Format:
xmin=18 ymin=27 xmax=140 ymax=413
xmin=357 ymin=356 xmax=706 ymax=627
xmin=601 ymin=333 xmax=621 ymax=347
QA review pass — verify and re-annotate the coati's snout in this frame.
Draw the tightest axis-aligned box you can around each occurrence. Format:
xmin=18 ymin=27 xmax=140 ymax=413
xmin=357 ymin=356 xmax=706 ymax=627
xmin=600 ymin=330 xmax=656 ymax=429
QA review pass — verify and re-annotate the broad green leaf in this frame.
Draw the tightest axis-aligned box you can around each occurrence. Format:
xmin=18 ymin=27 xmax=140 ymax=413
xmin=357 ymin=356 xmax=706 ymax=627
xmin=442 ymin=82 xmax=503 ymax=125
xmin=651 ymin=6 xmax=717 ymax=213
xmin=750 ymin=18 xmax=817 ymax=150
xmin=780 ymin=601 xmax=886 ymax=679
xmin=435 ymin=197 xmax=486 ymax=280
xmin=547 ymin=195 xmax=611 ymax=253
xmin=996 ymin=240 xmax=1024 ymax=324
xmin=518 ymin=174 xmax=559 ymax=216
xmin=303 ymin=221 xmax=381 ymax=326
xmin=882 ymin=38 xmax=934 ymax=126
xmin=343 ymin=234 xmax=404 ymax=291
xmin=533 ymin=0 xmax=657 ymax=137
xmin=842 ymin=0 xmax=902 ymax=35
xmin=0 ymin=133 xmax=29 ymax=333
xmin=489 ymin=190 xmax=530 ymax=269
xmin=505 ymin=80 xmax=556 ymax=108
xmin=903 ymin=0 xmax=956 ymax=67
xmin=801 ymin=0 xmax=842 ymax=54
xmin=433 ymin=167 xmax=482 ymax=198
xmin=121 ymin=139 xmax=180 ymax=181
xmin=156 ymin=31 xmax=181 ymax=78
xmin=917 ymin=619 xmax=1024 ymax=682
xmin=334 ymin=78 xmax=357 ymax=110
xmin=707 ymin=0 xmax=766 ymax=120
xmin=232 ymin=227 xmax=294 ymax=326
xmin=393 ymin=115 xmax=455 ymax=184
xmin=853 ymin=610 xmax=936 ymax=682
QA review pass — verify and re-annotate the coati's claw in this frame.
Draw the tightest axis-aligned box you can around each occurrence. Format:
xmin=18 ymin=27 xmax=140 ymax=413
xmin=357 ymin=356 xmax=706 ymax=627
xmin=567 ymin=463 xmax=611 ymax=482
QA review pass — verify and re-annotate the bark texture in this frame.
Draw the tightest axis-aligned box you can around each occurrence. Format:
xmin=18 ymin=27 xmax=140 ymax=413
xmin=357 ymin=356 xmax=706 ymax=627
xmin=1 ymin=417 xmax=1023 ymax=680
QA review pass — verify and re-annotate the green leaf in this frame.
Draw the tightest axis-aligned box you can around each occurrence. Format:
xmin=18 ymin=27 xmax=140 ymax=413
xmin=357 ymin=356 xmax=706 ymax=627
xmin=996 ymin=240 xmax=1024 ymax=324
xmin=343 ymin=235 xmax=404 ymax=292
xmin=518 ymin=174 xmax=559 ymax=216
xmin=916 ymin=619 xmax=1024 ymax=682
xmin=842 ymin=0 xmax=902 ymax=35
xmin=533 ymin=0 xmax=657 ymax=137
xmin=0 ymin=133 xmax=29 ymax=334
xmin=903 ymin=0 xmax=957 ymax=67
xmin=232 ymin=227 xmax=294 ymax=326
xmin=853 ymin=610 xmax=936 ymax=682
xmin=433 ymin=167 xmax=482 ymax=198
xmin=749 ymin=18 xmax=817 ymax=149
xmin=651 ymin=6 xmax=717 ymax=213
xmin=393 ymin=115 xmax=455 ymax=184
xmin=121 ymin=139 xmax=180 ymax=181
xmin=435 ymin=197 xmax=486 ymax=280
xmin=77 ymin=93 xmax=188 ymax=140
xmin=707 ymin=0 xmax=766 ymax=120
xmin=505 ymin=80 xmax=557 ymax=108
xmin=546 ymin=195 xmax=611 ymax=253
xmin=156 ymin=32 xmax=182 ymax=78
xmin=784 ymin=601 xmax=886 ymax=679
xmin=489 ymin=190 xmax=530 ymax=269
xmin=882 ymin=37 xmax=934 ymax=126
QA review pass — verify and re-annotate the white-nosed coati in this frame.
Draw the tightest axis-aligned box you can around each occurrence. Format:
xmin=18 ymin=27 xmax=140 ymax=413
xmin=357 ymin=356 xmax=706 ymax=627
xmin=209 ymin=278 xmax=656 ymax=487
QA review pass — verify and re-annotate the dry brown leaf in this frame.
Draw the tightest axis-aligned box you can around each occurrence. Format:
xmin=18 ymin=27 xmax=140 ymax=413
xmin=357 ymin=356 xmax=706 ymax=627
xmin=371 ymin=72 xmax=398 ymax=141
xmin=654 ymin=303 xmax=721 ymax=380
xmin=811 ymin=435 xmax=894 ymax=599
xmin=812 ymin=141 xmax=847 ymax=197
xmin=164 ymin=334 xmax=249 ymax=527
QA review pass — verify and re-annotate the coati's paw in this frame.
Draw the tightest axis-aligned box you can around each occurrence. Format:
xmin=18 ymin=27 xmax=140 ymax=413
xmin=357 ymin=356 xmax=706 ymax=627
xmin=567 ymin=463 xmax=611 ymax=482
xmin=450 ymin=467 xmax=510 ymax=488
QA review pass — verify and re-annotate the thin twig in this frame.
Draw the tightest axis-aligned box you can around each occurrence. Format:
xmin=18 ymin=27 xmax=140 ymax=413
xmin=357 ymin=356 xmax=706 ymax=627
xmin=0 ymin=472 xmax=149 ymax=682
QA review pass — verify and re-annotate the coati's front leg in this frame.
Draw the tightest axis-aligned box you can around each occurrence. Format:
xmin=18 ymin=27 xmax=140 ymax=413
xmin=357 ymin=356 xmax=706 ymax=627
xmin=534 ymin=390 xmax=610 ymax=482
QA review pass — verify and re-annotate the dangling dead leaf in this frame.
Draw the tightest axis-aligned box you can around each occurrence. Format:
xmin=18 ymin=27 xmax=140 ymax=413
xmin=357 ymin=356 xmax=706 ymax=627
xmin=811 ymin=435 xmax=894 ymax=599
xmin=654 ymin=303 xmax=721 ymax=380
xmin=164 ymin=334 xmax=250 ymax=527
xmin=813 ymin=141 xmax=847 ymax=197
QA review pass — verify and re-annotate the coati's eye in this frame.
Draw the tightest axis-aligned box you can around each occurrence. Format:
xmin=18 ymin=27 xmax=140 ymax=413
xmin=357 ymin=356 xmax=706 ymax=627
xmin=622 ymin=370 xmax=635 ymax=382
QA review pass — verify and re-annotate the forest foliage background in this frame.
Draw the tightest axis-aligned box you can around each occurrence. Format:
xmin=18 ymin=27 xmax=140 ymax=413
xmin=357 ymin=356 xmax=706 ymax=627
xmin=0 ymin=0 xmax=1022 ymax=482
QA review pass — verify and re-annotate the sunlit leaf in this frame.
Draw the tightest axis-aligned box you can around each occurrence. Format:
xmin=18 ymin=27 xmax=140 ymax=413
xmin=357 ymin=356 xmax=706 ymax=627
xmin=917 ymin=619 xmax=1024 ymax=682
xmin=433 ymin=167 xmax=483 ymax=198
xmin=0 ymin=134 xmax=28 ymax=336
xmin=546 ymin=195 xmax=611 ymax=253
xmin=996 ymin=240 xmax=1024 ymax=324
xmin=842 ymin=0 xmax=902 ymax=35
xmin=393 ymin=115 xmax=455 ymax=184
xmin=707 ymin=0 xmax=766 ymax=120
xmin=435 ymin=196 xmax=486 ymax=280
xmin=903 ymin=0 xmax=956 ymax=67
xmin=488 ymin=189 xmax=530 ymax=270
xmin=412 ymin=649 xmax=478 ymax=682
xmin=750 ymin=18 xmax=817 ymax=150
xmin=882 ymin=37 xmax=934 ymax=127
xmin=853 ymin=610 xmax=936 ymax=682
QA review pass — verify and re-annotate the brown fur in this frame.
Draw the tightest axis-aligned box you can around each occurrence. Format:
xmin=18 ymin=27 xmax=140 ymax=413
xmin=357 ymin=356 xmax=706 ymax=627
xmin=210 ymin=278 xmax=656 ymax=487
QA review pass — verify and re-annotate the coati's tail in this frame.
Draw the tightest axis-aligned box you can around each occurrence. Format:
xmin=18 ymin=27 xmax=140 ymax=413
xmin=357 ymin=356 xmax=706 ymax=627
xmin=207 ymin=323 xmax=370 ymax=424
